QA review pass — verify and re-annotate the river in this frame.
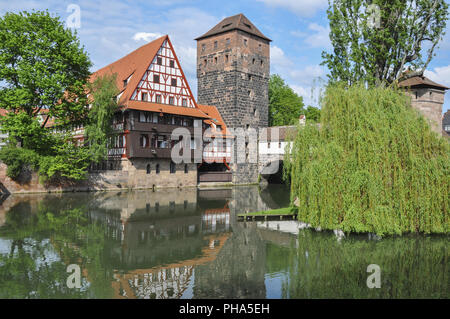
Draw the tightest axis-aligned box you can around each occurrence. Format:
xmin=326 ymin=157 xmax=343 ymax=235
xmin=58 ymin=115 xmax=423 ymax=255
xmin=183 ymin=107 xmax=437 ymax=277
xmin=0 ymin=185 xmax=447 ymax=298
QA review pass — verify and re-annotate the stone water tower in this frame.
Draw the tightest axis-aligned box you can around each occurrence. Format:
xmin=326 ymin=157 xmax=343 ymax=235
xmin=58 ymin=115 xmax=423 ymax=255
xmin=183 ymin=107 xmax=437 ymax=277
xmin=399 ymin=75 xmax=449 ymax=135
xmin=195 ymin=13 xmax=271 ymax=184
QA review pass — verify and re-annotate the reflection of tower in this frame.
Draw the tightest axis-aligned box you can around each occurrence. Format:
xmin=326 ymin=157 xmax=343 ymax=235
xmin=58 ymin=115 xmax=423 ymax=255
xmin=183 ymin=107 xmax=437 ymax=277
xmin=193 ymin=222 xmax=266 ymax=298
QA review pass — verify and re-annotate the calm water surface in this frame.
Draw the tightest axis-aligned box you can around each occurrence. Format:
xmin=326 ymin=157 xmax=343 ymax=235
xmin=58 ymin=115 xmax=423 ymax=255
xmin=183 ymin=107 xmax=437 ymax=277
xmin=0 ymin=185 xmax=447 ymax=298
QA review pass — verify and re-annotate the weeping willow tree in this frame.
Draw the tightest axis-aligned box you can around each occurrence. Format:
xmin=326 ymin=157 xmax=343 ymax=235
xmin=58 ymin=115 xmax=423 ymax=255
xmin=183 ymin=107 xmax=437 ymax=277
xmin=284 ymin=84 xmax=449 ymax=236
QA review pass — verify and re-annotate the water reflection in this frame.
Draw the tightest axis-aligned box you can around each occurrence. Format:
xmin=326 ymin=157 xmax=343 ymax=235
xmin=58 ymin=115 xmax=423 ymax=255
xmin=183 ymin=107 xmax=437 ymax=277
xmin=0 ymin=185 xmax=448 ymax=299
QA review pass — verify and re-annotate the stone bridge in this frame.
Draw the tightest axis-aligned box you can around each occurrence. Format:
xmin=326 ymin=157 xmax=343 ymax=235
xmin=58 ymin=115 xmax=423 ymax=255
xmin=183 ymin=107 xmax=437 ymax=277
xmin=257 ymin=126 xmax=296 ymax=182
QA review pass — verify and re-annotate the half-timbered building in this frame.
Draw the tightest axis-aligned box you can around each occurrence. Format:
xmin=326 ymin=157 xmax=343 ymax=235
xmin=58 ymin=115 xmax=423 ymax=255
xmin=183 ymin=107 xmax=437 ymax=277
xmin=90 ymin=35 xmax=232 ymax=187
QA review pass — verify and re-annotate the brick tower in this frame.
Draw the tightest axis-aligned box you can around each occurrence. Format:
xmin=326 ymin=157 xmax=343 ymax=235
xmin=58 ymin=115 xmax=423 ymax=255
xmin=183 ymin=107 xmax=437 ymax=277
xmin=399 ymin=75 xmax=449 ymax=135
xmin=195 ymin=14 xmax=271 ymax=184
xmin=195 ymin=13 xmax=270 ymax=128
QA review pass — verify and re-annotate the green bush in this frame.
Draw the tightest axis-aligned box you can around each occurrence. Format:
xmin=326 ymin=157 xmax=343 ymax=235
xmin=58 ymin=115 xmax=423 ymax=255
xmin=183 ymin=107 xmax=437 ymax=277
xmin=285 ymin=84 xmax=449 ymax=235
xmin=0 ymin=147 xmax=40 ymax=179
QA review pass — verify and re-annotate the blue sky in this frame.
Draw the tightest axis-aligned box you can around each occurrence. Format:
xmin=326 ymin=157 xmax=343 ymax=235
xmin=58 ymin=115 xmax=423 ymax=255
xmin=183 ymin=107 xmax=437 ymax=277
xmin=1 ymin=0 xmax=449 ymax=113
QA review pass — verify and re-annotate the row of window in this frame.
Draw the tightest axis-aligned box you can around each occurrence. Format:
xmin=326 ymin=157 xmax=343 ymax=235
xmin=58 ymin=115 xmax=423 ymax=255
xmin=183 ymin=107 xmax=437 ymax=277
xmin=138 ymin=111 xmax=194 ymax=126
xmin=203 ymin=55 xmax=264 ymax=67
xmin=139 ymin=91 xmax=188 ymax=106
xmin=201 ymin=38 xmax=263 ymax=51
xmin=156 ymin=56 xmax=175 ymax=68
xmin=267 ymin=142 xmax=283 ymax=149
xmin=140 ymin=134 xmax=197 ymax=149
xmin=151 ymin=74 xmax=178 ymax=87
xmin=146 ymin=162 xmax=189 ymax=174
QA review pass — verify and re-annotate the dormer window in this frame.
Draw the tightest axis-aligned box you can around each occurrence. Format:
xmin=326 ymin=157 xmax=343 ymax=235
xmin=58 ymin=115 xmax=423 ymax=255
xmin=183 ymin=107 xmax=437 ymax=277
xmin=123 ymin=80 xmax=127 ymax=88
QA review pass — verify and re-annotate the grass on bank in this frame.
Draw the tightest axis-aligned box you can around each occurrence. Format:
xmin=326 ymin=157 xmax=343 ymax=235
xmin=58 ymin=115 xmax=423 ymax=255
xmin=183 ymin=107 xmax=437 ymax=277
xmin=237 ymin=207 xmax=297 ymax=217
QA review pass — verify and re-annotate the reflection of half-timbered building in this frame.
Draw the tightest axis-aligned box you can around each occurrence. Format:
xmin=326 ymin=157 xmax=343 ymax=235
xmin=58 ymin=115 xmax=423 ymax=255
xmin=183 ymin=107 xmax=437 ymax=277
xmin=89 ymin=35 xmax=232 ymax=187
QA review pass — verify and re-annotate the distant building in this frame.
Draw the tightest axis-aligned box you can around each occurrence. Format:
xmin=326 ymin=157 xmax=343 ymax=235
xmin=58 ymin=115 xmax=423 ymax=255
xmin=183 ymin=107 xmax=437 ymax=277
xmin=443 ymin=110 xmax=450 ymax=137
xmin=398 ymin=75 xmax=449 ymax=135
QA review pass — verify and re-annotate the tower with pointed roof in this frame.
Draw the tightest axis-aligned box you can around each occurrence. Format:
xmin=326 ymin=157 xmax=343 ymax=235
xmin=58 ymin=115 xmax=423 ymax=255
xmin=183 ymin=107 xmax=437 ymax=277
xmin=195 ymin=13 xmax=271 ymax=129
xmin=398 ymin=75 xmax=449 ymax=135
xmin=196 ymin=14 xmax=271 ymax=184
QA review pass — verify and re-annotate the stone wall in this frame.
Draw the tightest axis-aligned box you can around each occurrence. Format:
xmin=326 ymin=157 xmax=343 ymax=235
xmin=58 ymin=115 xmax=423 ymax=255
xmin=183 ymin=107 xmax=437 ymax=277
xmin=197 ymin=31 xmax=270 ymax=129
xmin=404 ymin=88 xmax=445 ymax=134
xmin=0 ymin=158 xmax=197 ymax=194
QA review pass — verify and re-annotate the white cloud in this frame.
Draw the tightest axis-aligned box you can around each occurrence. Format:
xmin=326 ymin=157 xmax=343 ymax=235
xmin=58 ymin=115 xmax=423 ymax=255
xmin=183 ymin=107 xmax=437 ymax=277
xmin=424 ymin=65 xmax=450 ymax=87
xmin=304 ymin=23 xmax=331 ymax=48
xmin=289 ymin=65 xmax=326 ymax=86
xmin=257 ymin=0 xmax=328 ymax=17
xmin=132 ymin=32 xmax=163 ymax=42
xmin=425 ymin=65 xmax=450 ymax=113
xmin=291 ymin=23 xmax=331 ymax=49
xmin=270 ymin=45 xmax=293 ymax=70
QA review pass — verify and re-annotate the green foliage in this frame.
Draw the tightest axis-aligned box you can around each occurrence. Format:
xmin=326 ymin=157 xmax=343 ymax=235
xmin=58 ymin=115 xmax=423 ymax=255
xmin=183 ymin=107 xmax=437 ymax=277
xmin=322 ymin=0 xmax=449 ymax=86
xmin=285 ymin=84 xmax=449 ymax=236
xmin=0 ymin=146 xmax=39 ymax=179
xmin=0 ymin=11 xmax=91 ymax=125
xmin=0 ymin=10 xmax=91 ymax=141
xmin=303 ymin=105 xmax=321 ymax=122
xmin=38 ymin=140 xmax=91 ymax=182
xmin=85 ymin=73 xmax=119 ymax=163
xmin=0 ymin=12 xmax=121 ymax=182
xmin=269 ymin=74 xmax=304 ymax=126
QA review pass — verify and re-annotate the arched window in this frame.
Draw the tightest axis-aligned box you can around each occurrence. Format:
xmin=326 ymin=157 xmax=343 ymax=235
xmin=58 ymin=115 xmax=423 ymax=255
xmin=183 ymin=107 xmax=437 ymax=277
xmin=170 ymin=161 xmax=176 ymax=174
xmin=184 ymin=164 xmax=188 ymax=174
xmin=156 ymin=164 xmax=160 ymax=174
xmin=146 ymin=164 xmax=151 ymax=174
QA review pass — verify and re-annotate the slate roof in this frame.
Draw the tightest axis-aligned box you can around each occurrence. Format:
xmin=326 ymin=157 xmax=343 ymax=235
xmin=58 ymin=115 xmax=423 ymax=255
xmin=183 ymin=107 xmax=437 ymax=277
xmin=195 ymin=13 xmax=271 ymax=42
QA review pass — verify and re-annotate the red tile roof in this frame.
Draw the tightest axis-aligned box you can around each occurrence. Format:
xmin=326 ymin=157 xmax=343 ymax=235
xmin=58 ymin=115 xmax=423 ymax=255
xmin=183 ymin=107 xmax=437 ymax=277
xmin=0 ymin=108 xmax=7 ymax=117
xmin=91 ymin=35 xmax=168 ymax=106
xmin=197 ymin=104 xmax=233 ymax=138
xmin=127 ymin=100 xmax=209 ymax=119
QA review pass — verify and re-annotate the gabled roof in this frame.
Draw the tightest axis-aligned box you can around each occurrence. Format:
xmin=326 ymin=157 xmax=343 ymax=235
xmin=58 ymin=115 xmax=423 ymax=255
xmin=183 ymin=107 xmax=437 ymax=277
xmin=195 ymin=13 xmax=271 ymax=42
xmin=398 ymin=76 xmax=449 ymax=90
xmin=91 ymin=35 xmax=168 ymax=106
xmin=197 ymin=104 xmax=233 ymax=138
